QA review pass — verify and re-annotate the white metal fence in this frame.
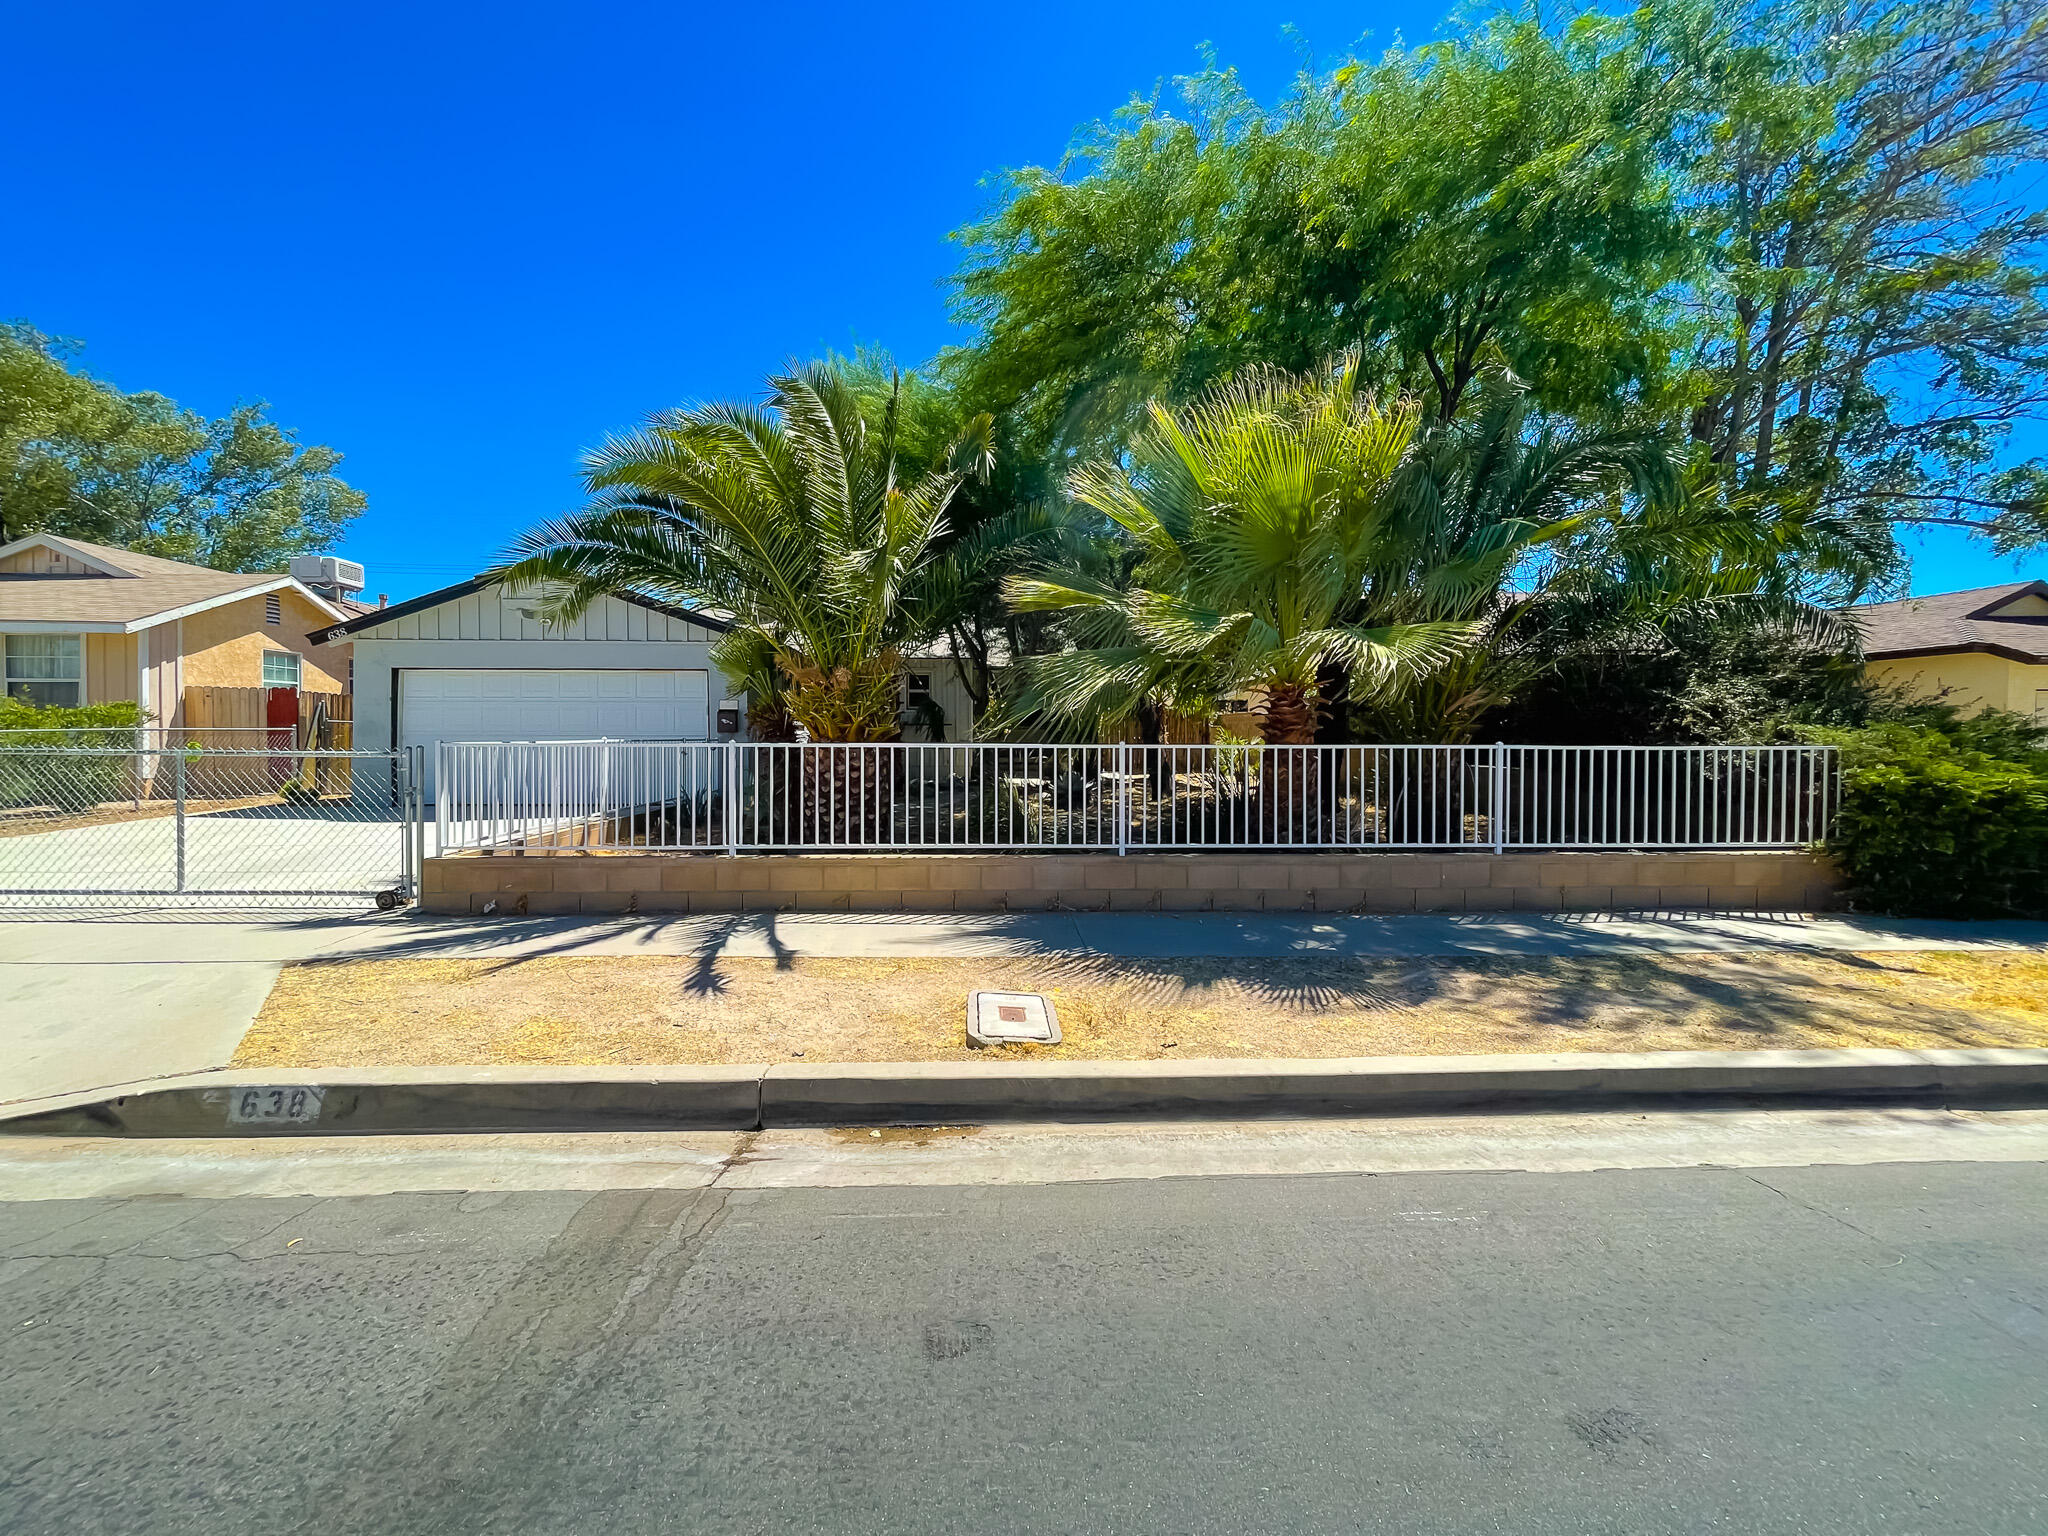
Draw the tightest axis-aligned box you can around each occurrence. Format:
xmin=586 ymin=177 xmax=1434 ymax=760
xmin=435 ymin=740 xmax=1837 ymax=854
xmin=0 ymin=744 xmax=425 ymax=907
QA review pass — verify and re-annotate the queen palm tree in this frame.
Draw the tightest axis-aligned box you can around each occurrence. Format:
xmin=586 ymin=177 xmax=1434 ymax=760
xmin=493 ymin=363 xmax=993 ymax=743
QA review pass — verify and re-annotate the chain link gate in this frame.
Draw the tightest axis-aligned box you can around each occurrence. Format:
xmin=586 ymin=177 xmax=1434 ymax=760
xmin=0 ymin=743 xmax=426 ymax=909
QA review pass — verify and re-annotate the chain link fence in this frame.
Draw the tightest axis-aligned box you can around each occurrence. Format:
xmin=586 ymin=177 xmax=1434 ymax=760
xmin=0 ymin=743 xmax=424 ymax=909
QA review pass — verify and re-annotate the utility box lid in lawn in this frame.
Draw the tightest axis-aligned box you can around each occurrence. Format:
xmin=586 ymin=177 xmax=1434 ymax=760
xmin=968 ymin=991 xmax=1061 ymax=1047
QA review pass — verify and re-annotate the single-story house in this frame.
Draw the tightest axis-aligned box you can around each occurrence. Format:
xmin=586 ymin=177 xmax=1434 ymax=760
xmin=310 ymin=577 xmax=737 ymax=797
xmin=898 ymin=655 xmax=991 ymax=742
xmin=0 ymin=533 xmax=358 ymax=730
xmin=1849 ymin=580 xmax=2048 ymax=724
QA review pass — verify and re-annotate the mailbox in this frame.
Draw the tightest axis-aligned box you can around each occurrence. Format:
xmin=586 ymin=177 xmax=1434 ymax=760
xmin=716 ymin=699 xmax=741 ymax=735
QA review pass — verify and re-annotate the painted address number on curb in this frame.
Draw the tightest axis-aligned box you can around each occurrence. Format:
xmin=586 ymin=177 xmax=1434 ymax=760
xmin=227 ymin=1087 xmax=325 ymax=1125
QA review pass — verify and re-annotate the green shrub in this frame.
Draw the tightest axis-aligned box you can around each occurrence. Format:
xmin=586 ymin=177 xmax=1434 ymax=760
xmin=1801 ymin=722 xmax=2048 ymax=919
xmin=0 ymin=697 xmax=147 ymax=743
xmin=0 ymin=699 xmax=149 ymax=810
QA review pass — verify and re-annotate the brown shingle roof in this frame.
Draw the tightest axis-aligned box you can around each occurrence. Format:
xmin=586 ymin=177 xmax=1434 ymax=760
xmin=0 ymin=535 xmax=301 ymax=628
xmin=1849 ymin=581 xmax=2048 ymax=664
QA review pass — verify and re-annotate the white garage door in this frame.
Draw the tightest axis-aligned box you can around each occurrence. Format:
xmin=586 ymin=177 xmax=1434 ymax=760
xmin=402 ymin=669 xmax=709 ymax=797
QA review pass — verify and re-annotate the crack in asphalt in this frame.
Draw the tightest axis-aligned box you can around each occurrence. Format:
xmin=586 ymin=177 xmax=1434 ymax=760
xmin=1741 ymin=1168 xmax=2047 ymax=1355
xmin=284 ymin=1184 xmax=735 ymax=1536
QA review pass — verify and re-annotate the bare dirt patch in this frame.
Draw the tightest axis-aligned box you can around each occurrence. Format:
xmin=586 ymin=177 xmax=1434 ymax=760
xmin=233 ymin=949 xmax=2048 ymax=1069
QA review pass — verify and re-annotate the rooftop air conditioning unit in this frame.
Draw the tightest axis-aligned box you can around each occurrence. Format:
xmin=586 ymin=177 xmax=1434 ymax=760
xmin=289 ymin=555 xmax=367 ymax=595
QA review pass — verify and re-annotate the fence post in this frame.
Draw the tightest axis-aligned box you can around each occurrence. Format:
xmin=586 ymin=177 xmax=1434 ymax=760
xmin=434 ymin=744 xmax=448 ymax=858
xmin=412 ymin=747 xmax=427 ymax=897
xmin=1116 ymin=743 xmax=1129 ymax=856
xmin=1491 ymin=741 xmax=1506 ymax=854
xmin=397 ymin=749 xmax=414 ymax=899
xmin=172 ymin=747 xmax=187 ymax=893
xmin=724 ymin=740 xmax=740 ymax=855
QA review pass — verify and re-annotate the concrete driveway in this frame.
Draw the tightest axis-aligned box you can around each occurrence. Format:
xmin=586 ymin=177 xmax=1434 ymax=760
xmin=0 ymin=804 xmax=414 ymax=900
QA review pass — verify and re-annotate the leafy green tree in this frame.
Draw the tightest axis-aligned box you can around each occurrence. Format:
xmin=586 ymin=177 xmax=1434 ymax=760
xmin=0 ymin=325 xmax=122 ymax=543
xmin=947 ymin=17 xmax=1694 ymax=462
xmin=1656 ymin=0 xmax=2048 ymax=554
xmin=948 ymin=0 xmax=2048 ymax=562
xmin=495 ymin=364 xmax=993 ymax=743
xmin=0 ymin=322 xmax=366 ymax=569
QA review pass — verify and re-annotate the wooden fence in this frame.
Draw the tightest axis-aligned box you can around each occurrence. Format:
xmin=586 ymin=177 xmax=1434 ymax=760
xmin=177 ymin=687 xmax=355 ymax=797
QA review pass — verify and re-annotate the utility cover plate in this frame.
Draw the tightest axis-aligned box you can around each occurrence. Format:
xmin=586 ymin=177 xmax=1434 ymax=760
xmin=967 ymin=990 xmax=1061 ymax=1047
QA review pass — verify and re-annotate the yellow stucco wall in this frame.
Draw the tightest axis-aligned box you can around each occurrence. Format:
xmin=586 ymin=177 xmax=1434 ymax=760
xmin=1867 ymin=652 xmax=2048 ymax=722
xmin=180 ymin=590 xmax=348 ymax=692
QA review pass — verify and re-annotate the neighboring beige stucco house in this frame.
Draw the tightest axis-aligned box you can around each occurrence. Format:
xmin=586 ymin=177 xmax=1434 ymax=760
xmin=1850 ymin=580 xmax=2048 ymax=724
xmin=0 ymin=533 xmax=359 ymax=731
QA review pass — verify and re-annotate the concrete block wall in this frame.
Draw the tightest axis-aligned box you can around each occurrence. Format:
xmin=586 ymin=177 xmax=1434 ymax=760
xmin=421 ymin=850 xmax=1842 ymax=916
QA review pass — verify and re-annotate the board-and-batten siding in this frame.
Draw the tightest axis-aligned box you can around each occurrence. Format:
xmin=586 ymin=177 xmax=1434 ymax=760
xmin=0 ymin=547 xmax=98 ymax=576
xmin=141 ymin=621 xmax=182 ymax=729
xmin=366 ymin=589 xmax=722 ymax=646
xmin=82 ymin=633 xmax=139 ymax=704
xmin=908 ymin=660 xmax=983 ymax=742
xmin=337 ymin=588 xmax=733 ymax=757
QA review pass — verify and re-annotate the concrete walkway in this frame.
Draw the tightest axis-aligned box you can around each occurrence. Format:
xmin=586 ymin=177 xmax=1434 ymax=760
xmin=4 ymin=907 xmax=2045 ymax=1106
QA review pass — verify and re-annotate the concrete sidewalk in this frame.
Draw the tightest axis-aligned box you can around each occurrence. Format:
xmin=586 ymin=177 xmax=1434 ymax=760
xmin=4 ymin=906 xmax=2045 ymax=1106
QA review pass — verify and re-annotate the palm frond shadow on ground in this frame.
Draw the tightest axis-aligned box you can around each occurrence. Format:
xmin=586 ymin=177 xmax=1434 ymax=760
xmin=239 ymin=949 xmax=2048 ymax=1068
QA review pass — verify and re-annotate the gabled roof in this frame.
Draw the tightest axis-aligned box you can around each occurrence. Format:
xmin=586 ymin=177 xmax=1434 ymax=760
xmin=0 ymin=533 xmax=350 ymax=632
xmin=308 ymin=574 xmax=730 ymax=644
xmin=1849 ymin=580 xmax=2048 ymax=665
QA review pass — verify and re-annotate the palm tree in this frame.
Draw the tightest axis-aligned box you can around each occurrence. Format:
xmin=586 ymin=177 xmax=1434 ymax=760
xmin=1003 ymin=358 xmax=1475 ymax=746
xmin=1343 ymin=385 xmax=1690 ymax=742
xmin=1344 ymin=382 xmax=1885 ymax=746
xmin=834 ymin=349 xmax=1084 ymax=725
xmin=493 ymin=363 xmax=993 ymax=743
xmin=1004 ymin=358 xmax=1489 ymax=837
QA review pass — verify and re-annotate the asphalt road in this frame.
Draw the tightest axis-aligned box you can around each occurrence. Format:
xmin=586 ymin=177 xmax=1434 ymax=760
xmin=1 ymin=1156 xmax=2043 ymax=1535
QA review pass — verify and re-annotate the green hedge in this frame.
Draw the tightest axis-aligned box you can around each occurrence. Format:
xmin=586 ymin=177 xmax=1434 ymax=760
xmin=0 ymin=697 xmax=147 ymax=742
xmin=0 ymin=699 xmax=149 ymax=811
xmin=1803 ymin=721 xmax=2048 ymax=919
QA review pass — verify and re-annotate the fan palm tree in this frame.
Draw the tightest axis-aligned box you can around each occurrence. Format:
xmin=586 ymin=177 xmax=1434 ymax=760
xmin=1003 ymin=358 xmax=1477 ymax=746
xmin=492 ymin=363 xmax=993 ymax=743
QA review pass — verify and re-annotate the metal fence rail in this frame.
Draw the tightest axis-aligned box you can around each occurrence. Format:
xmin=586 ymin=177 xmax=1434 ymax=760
xmin=1 ymin=723 xmax=356 ymax=752
xmin=0 ymin=744 xmax=424 ymax=907
xmin=435 ymin=740 xmax=1837 ymax=854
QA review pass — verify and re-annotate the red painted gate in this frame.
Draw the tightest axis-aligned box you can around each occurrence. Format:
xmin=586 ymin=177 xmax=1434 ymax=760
xmin=266 ymin=685 xmax=298 ymax=784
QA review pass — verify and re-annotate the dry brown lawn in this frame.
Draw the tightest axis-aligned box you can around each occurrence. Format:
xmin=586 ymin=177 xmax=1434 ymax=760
xmin=233 ymin=949 xmax=2048 ymax=1069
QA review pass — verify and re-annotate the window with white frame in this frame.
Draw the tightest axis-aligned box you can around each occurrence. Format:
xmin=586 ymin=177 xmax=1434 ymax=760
xmin=262 ymin=650 xmax=302 ymax=688
xmin=4 ymin=635 xmax=83 ymax=707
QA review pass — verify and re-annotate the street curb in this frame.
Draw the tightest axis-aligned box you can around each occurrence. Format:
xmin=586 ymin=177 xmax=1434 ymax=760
xmin=4 ymin=1048 xmax=2047 ymax=1137
xmin=0 ymin=1066 xmax=765 ymax=1138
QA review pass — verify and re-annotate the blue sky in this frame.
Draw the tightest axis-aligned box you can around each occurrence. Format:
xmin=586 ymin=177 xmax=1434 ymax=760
xmin=6 ymin=0 xmax=2037 ymax=602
